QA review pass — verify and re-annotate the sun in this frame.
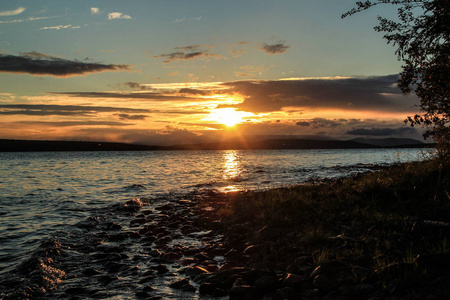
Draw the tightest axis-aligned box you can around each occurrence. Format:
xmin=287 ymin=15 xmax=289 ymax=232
xmin=208 ymin=108 xmax=244 ymax=127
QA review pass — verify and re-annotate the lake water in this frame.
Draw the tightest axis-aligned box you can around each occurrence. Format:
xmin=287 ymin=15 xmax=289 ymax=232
xmin=0 ymin=148 xmax=432 ymax=298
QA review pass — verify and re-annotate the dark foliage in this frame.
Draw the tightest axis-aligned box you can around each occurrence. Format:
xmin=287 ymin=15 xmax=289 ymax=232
xmin=343 ymin=0 xmax=450 ymax=159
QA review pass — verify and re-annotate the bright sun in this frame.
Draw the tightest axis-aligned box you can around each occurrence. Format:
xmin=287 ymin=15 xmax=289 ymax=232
xmin=209 ymin=108 xmax=243 ymax=127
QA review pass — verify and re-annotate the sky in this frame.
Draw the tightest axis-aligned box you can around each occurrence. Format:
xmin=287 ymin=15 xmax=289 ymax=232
xmin=0 ymin=0 xmax=424 ymax=145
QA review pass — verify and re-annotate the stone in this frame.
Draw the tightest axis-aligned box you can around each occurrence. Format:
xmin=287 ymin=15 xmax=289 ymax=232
xmin=199 ymin=282 xmax=217 ymax=295
xmin=255 ymin=275 xmax=279 ymax=293
xmin=353 ymin=283 xmax=375 ymax=296
xmin=152 ymin=264 xmax=169 ymax=274
xmin=282 ymin=273 xmax=307 ymax=289
xmin=273 ymin=287 xmax=297 ymax=300
xmin=185 ymin=266 xmax=209 ymax=277
xmin=313 ymin=274 xmax=337 ymax=291
xmin=169 ymin=278 xmax=196 ymax=292
xmin=229 ymin=285 xmax=259 ymax=300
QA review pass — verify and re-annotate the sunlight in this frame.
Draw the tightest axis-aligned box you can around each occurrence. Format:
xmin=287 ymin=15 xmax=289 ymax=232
xmin=208 ymin=108 xmax=243 ymax=127
xmin=221 ymin=150 xmax=242 ymax=192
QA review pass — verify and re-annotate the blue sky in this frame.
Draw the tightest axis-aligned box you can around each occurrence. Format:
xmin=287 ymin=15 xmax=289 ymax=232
xmin=0 ymin=1 xmax=423 ymax=144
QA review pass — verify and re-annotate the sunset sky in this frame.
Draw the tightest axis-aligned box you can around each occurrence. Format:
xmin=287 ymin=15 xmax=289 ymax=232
xmin=0 ymin=0 xmax=424 ymax=145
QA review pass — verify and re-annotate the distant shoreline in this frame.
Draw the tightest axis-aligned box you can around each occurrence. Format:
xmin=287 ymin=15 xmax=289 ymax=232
xmin=0 ymin=138 xmax=433 ymax=152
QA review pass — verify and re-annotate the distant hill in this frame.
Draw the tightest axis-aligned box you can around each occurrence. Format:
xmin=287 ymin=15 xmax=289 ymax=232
xmin=0 ymin=138 xmax=433 ymax=152
xmin=166 ymin=139 xmax=376 ymax=150
xmin=349 ymin=137 xmax=427 ymax=148
xmin=0 ymin=139 xmax=160 ymax=152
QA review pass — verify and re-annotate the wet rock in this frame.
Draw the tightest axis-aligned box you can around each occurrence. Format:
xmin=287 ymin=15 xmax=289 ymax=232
xmin=242 ymin=244 xmax=263 ymax=256
xmin=148 ymin=249 xmax=162 ymax=257
xmin=130 ymin=218 xmax=147 ymax=227
xmin=152 ymin=264 xmax=169 ymax=274
xmin=282 ymin=273 xmax=307 ymax=290
xmin=169 ymin=278 xmax=196 ymax=292
xmin=313 ymin=274 xmax=337 ymax=291
xmin=199 ymin=282 xmax=217 ymax=295
xmin=353 ymin=283 xmax=375 ymax=296
xmin=213 ymin=288 xmax=228 ymax=297
xmin=185 ymin=266 xmax=209 ymax=277
xmin=229 ymin=285 xmax=260 ymax=300
xmin=255 ymin=275 xmax=279 ymax=293
xmin=76 ymin=216 xmax=100 ymax=229
xmin=273 ymin=287 xmax=298 ymax=300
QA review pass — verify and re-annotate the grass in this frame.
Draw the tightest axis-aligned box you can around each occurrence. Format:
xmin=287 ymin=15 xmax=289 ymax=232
xmin=216 ymin=158 xmax=450 ymax=297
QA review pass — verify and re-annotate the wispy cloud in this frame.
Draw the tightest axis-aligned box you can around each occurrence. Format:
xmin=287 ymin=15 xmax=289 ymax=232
xmin=174 ymin=17 xmax=186 ymax=23
xmin=0 ymin=16 xmax=49 ymax=24
xmin=0 ymin=104 xmax=151 ymax=116
xmin=261 ymin=42 xmax=290 ymax=54
xmin=108 ymin=12 xmax=132 ymax=20
xmin=0 ymin=53 xmax=131 ymax=77
xmin=0 ymin=7 xmax=26 ymax=17
xmin=40 ymin=24 xmax=81 ymax=30
xmin=154 ymin=45 xmax=223 ymax=63
xmin=91 ymin=7 xmax=100 ymax=15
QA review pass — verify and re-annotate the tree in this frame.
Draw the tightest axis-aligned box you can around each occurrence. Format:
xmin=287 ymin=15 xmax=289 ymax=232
xmin=343 ymin=0 xmax=450 ymax=158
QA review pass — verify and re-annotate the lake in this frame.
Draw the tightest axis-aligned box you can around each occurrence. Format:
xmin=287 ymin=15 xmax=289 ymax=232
xmin=0 ymin=148 xmax=432 ymax=298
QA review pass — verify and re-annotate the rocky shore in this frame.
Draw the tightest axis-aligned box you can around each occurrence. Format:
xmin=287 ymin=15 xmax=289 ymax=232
xmin=2 ymin=160 xmax=449 ymax=299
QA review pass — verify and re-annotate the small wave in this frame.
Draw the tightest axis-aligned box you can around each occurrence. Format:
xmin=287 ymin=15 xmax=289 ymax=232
xmin=0 ymin=237 xmax=66 ymax=299
xmin=123 ymin=184 xmax=146 ymax=190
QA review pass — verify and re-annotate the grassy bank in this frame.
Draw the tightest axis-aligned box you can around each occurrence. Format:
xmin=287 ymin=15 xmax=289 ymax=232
xmin=204 ymin=159 xmax=450 ymax=298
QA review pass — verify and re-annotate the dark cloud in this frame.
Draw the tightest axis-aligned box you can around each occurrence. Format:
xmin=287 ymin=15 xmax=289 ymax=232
xmin=0 ymin=53 xmax=130 ymax=77
xmin=50 ymin=91 xmax=195 ymax=101
xmin=154 ymin=45 xmax=223 ymax=63
xmin=346 ymin=127 xmax=418 ymax=137
xmin=219 ymin=75 xmax=419 ymax=113
xmin=116 ymin=113 xmax=147 ymax=120
xmin=13 ymin=121 xmax=133 ymax=127
xmin=123 ymin=82 xmax=152 ymax=90
xmin=296 ymin=121 xmax=311 ymax=127
xmin=261 ymin=42 xmax=290 ymax=54
xmin=0 ymin=104 xmax=151 ymax=116
xmin=178 ymin=88 xmax=207 ymax=95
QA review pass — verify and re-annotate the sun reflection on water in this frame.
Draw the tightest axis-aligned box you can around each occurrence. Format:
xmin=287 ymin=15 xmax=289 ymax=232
xmin=221 ymin=150 xmax=241 ymax=192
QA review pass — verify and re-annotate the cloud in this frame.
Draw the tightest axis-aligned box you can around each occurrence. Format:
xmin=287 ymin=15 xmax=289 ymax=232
xmin=123 ymin=82 xmax=152 ymax=90
xmin=0 ymin=7 xmax=26 ymax=17
xmin=0 ymin=104 xmax=151 ymax=116
xmin=0 ymin=53 xmax=131 ymax=77
xmin=219 ymin=75 xmax=419 ymax=113
xmin=346 ymin=127 xmax=418 ymax=137
xmin=116 ymin=113 xmax=147 ymax=120
xmin=12 ymin=121 xmax=133 ymax=127
xmin=174 ymin=18 xmax=186 ymax=23
xmin=40 ymin=24 xmax=81 ymax=30
xmin=261 ymin=42 xmax=290 ymax=54
xmin=154 ymin=45 xmax=223 ymax=63
xmin=50 ymin=91 xmax=195 ymax=101
xmin=91 ymin=7 xmax=100 ymax=15
xmin=108 ymin=12 xmax=132 ymax=20
xmin=0 ymin=16 xmax=49 ymax=24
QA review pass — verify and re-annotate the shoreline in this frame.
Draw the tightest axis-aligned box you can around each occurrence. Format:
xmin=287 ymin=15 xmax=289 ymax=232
xmin=191 ymin=159 xmax=450 ymax=299
xmin=2 ymin=159 xmax=449 ymax=299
